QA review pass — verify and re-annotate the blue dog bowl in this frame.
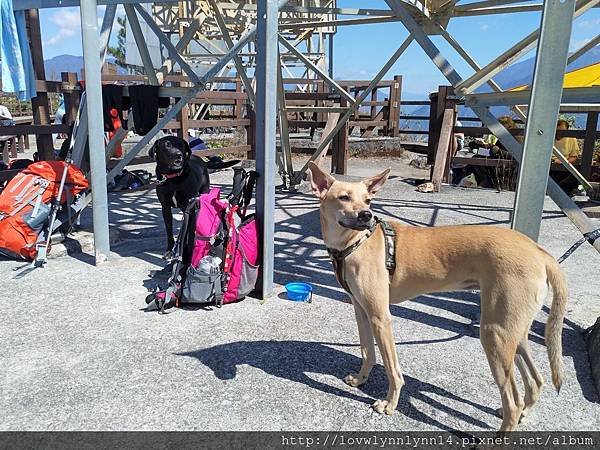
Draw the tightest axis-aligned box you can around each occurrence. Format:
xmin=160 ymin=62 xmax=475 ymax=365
xmin=285 ymin=282 xmax=313 ymax=302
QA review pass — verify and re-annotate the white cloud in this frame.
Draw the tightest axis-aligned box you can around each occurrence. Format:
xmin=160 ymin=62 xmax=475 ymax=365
xmin=45 ymin=10 xmax=79 ymax=46
xmin=44 ymin=6 xmax=126 ymax=47
xmin=577 ymin=18 xmax=600 ymax=30
xmin=479 ymin=24 xmax=489 ymax=32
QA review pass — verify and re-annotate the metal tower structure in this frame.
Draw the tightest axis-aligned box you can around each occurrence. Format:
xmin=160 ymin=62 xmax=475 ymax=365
xmin=12 ymin=0 xmax=600 ymax=298
xmin=128 ymin=1 xmax=336 ymax=79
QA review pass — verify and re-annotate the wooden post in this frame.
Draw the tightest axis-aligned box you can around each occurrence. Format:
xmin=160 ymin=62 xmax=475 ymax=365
xmin=177 ymin=79 xmax=190 ymax=139
xmin=431 ymin=108 xmax=455 ymax=192
xmin=316 ymin=80 xmax=325 ymax=124
xmin=18 ymin=135 xmax=25 ymax=153
xmin=370 ymin=88 xmax=377 ymax=124
xmin=427 ymin=93 xmax=439 ymax=166
xmin=581 ymin=111 xmax=598 ymax=180
xmin=1 ymin=141 xmax=9 ymax=163
xmin=61 ymin=72 xmax=80 ymax=126
xmin=331 ymin=98 xmax=349 ymax=175
xmin=246 ymin=105 xmax=256 ymax=160
xmin=427 ymin=86 xmax=452 ymax=166
xmin=26 ymin=9 xmax=54 ymax=160
xmin=235 ymin=79 xmax=244 ymax=121
xmin=352 ymin=84 xmax=360 ymax=132
xmin=388 ymin=75 xmax=402 ymax=137
xmin=429 ymin=86 xmax=458 ymax=184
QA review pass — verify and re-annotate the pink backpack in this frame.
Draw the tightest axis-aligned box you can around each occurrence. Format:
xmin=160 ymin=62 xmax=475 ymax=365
xmin=146 ymin=168 xmax=259 ymax=313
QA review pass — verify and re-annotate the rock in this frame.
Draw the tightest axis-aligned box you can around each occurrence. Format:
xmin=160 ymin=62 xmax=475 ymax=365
xmin=49 ymin=228 xmax=121 ymax=259
xmin=409 ymin=157 xmax=428 ymax=169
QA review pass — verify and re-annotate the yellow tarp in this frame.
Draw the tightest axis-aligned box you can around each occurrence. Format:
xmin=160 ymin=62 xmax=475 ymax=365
xmin=511 ymin=62 xmax=600 ymax=91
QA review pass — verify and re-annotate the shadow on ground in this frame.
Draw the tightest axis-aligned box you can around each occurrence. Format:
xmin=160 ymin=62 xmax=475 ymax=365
xmin=178 ymin=340 xmax=497 ymax=433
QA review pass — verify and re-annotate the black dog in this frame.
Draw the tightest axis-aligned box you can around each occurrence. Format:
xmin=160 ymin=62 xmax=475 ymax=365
xmin=149 ymin=136 xmax=238 ymax=258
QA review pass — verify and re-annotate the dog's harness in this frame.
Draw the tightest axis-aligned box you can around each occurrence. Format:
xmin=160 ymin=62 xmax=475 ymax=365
xmin=327 ymin=217 xmax=396 ymax=295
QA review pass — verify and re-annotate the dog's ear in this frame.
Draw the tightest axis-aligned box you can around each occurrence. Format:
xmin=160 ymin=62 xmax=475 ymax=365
xmin=307 ymin=162 xmax=335 ymax=199
xmin=363 ymin=168 xmax=390 ymax=195
xmin=149 ymin=142 xmax=157 ymax=160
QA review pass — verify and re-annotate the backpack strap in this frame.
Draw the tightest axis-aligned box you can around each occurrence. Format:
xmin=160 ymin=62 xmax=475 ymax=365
xmin=8 ymin=174 xmax=32 ymax=195
xmin=241 ymin=170 xmax=257 ymax=213
xmin=227 ymin=167 xmax=247 ymax=207
xmin=9 ymin=183 xmax=48 ymax=217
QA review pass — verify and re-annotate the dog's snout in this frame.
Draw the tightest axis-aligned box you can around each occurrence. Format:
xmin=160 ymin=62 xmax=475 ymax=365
xmin=357 ymin=210 xmax=373 ymax=223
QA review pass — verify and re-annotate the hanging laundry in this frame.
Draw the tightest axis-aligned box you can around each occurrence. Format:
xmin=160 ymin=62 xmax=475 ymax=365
xmin=0 ymin=0 xmax=37 ymax=101
xmin=128 ymin=85 xmax=169 ymax=136
xmin=101 ymin=84 xmax=128 ymax=132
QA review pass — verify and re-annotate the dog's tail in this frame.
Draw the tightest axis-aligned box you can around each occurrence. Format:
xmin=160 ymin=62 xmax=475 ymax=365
xmin=544 ymin=253 xmax=568 ymax=393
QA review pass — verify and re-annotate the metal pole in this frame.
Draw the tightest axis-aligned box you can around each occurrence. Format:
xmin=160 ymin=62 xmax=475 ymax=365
xmin=124 ymin=4 xmax=159 ymax=85
xmin=256 ymin=0 xmax=279 ymax=299
xmin=293 ymin=35 xmax=413 ymax=183
xmin=207 ymin=0 xmax=256 ymax=105
xmin=328 ymin=33 xmax=334 ymax=79
xmin=133 ymin=4 xmax=201 ymax=84
xmin=277 ymin=54 xmax=294 ymax=184
xmin=512 ymin=0 xmax=576 ymax=240
xmin=80 ymin=0 xmax=110 ymax=263
xmin=158 ymin=18 xmax=202 ymax=82
xmin=278 ymin=35 xmax=355 ymax=105
xmin=385 ymin=0 xmax=462 ymax=86
xmin=72 ymin=4 xmax=116 ymax=168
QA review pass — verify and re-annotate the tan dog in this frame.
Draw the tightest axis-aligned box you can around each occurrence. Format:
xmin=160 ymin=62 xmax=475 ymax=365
xmin=307 ymin=162 xmax=568 ymax=432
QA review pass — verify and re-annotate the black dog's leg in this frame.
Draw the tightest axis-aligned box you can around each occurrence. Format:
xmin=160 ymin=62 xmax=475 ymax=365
xmin=161 ymin=205 xmax=175 ymax=259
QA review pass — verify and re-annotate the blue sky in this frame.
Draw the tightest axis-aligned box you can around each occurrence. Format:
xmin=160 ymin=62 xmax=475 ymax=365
xmin=39 ymin=1 xmax=600 ymax=96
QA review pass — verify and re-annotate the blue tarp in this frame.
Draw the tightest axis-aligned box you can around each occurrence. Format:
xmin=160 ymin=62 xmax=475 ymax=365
xmin=1 ymin=0 xmax=37 ymax=101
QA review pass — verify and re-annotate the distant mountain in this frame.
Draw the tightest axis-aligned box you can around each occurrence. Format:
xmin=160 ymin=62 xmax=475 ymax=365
xmin=43 ymin=54 xmax=126 ymax=81
xmin=493 ymin=46 xmax=600 ymax=91
xmin=400 ymin=47 xmax=600 ymax=133
xmin=44 ymin=55 xmax=85 ymax=81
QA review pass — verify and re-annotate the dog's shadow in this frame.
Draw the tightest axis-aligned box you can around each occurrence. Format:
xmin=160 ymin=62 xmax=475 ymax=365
xmin=178 ymin=340 xmax=497 ymax=432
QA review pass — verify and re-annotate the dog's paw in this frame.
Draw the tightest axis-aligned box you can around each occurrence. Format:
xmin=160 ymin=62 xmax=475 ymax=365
xmin=372 ymin=399 xmax=396 ymax=415
xmin=162 ymin=250 xmax=174 ymax=260
xmin=344 ymin=373 xmax=367 ymax=387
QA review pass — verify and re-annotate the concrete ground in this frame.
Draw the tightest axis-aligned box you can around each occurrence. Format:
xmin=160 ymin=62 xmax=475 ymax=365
xmin=1 ymin=156 xmax=600 ymax=432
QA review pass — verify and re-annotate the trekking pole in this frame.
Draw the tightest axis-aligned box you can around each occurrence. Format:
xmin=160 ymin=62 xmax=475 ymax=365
xmin=33 ymin=99 xmax=84 ymax=268
xmin=33 ymin=157 xmax=71 ymax=268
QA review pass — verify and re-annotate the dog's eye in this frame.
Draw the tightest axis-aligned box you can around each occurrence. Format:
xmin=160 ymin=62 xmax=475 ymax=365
xmin=338 ymin=195 xmax=350 ymax=202
xmin=365 ymin=198 xmax=372 ymax=205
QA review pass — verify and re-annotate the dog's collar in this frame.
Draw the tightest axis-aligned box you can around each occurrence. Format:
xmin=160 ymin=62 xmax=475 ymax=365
xmin=327 ymin=217 xmax=396 ymax=295
xmin=156 ymin=169 xmax=184 ymax=185
xmin=163 ymin=170 xmax=183 ymax=179
xmin=327 ymin=220 xmax=378 ymax=262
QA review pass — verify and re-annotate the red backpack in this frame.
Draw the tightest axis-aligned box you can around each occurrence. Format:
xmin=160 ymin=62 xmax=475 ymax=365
xmin=0 ymin=161 xmax=88 ymax=260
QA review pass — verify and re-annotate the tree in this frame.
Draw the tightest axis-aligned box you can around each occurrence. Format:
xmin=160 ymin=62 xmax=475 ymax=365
xmin=108 ymin=16 xmax=127 ymax=68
